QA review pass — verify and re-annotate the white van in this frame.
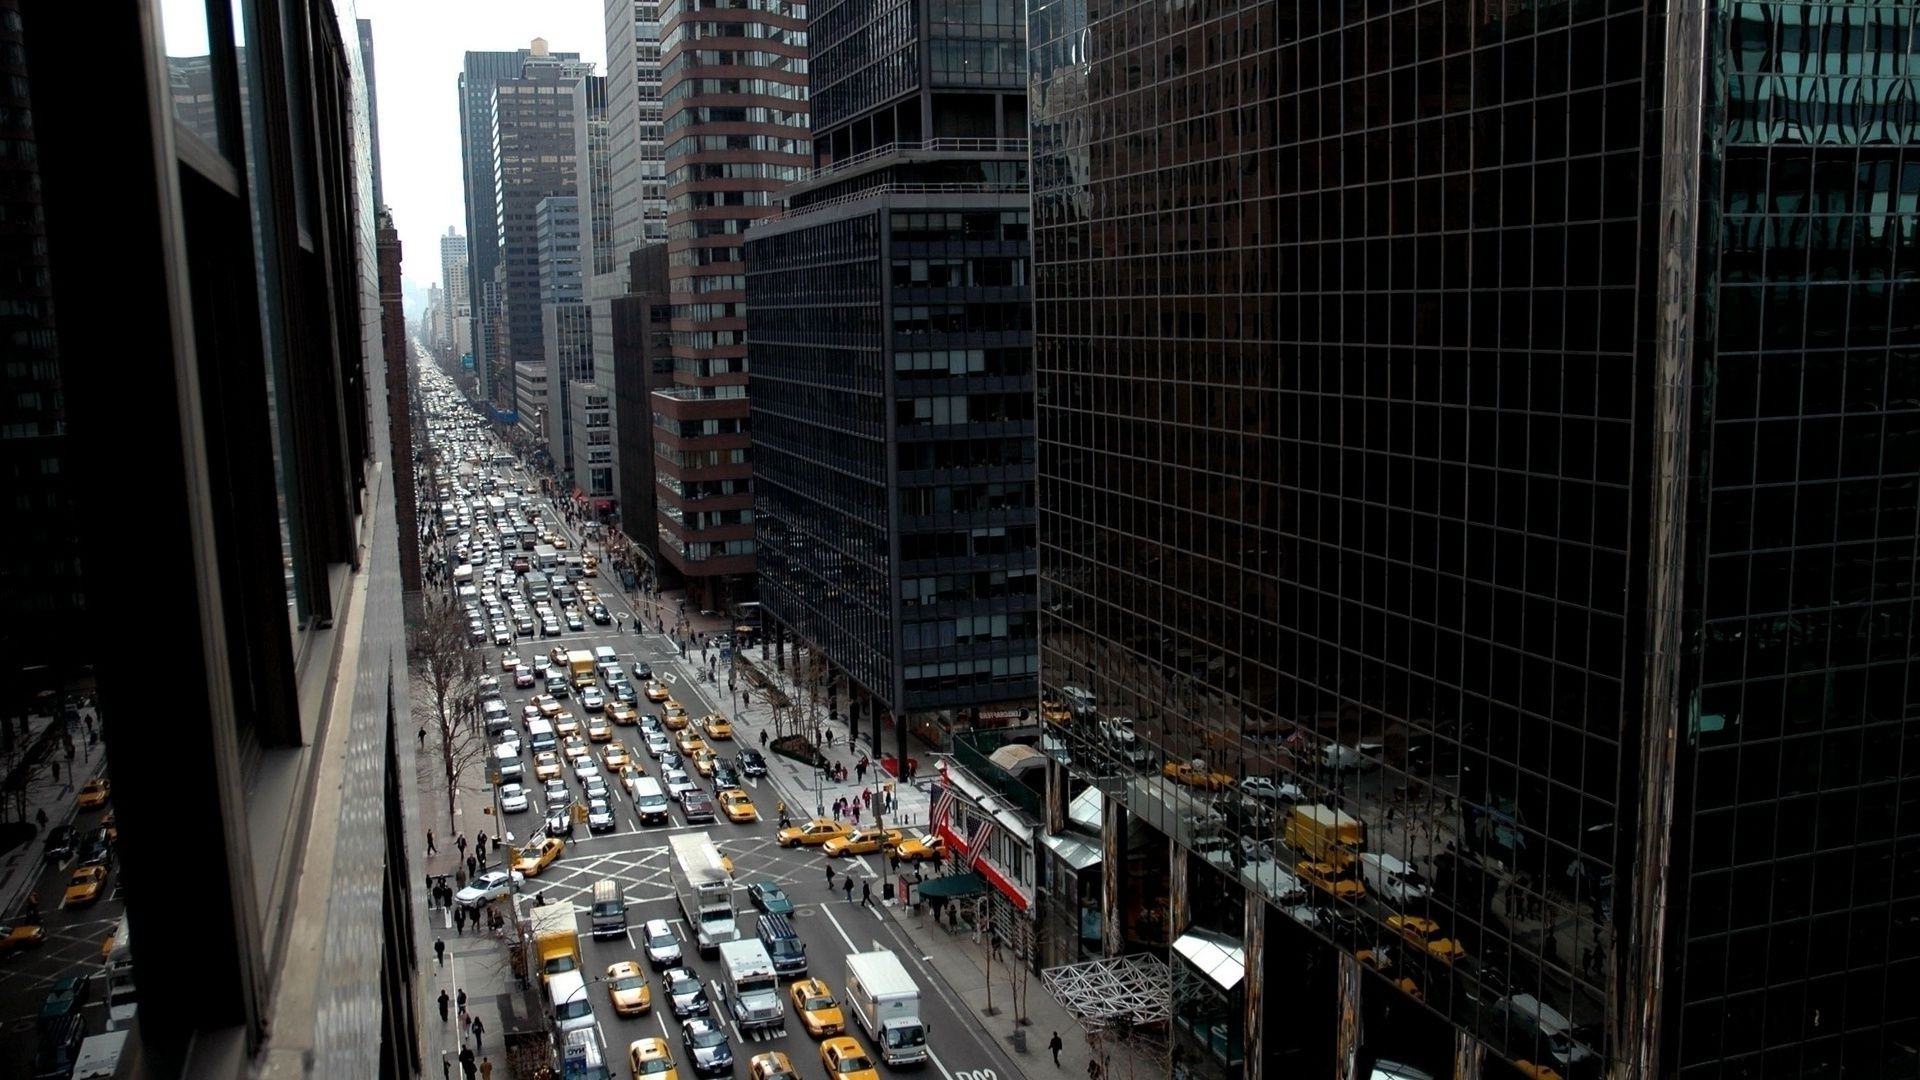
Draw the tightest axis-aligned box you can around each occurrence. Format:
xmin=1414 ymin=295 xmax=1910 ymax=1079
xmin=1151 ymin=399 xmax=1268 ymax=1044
xmin=526 ymin=718 xmax=557 ymax=754
xmin=547 ymin=971 xmax=595 ymax=1035
xmin=1496 ymin=993 xmax=1595 ymax=1067
xmin=1356 ymin=853 xmax=1431 ymax=905
xmin=593 ymin=646 xmax=619 ymax=679
xmin=630 ymin=776 xmax=670 ymax=825
xmin=561 ymin=1029 xmax=611 ymax=1080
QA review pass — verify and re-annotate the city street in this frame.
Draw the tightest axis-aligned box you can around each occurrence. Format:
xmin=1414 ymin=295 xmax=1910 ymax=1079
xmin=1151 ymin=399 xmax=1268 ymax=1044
xmin=420 ymin=428 xmax=1037 ymax=1080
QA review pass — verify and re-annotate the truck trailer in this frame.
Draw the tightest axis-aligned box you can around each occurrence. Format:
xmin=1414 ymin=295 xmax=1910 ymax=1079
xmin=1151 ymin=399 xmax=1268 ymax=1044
xmin=844 ymin=949 xmax=928 ymax=1066
xmin=669 ymin=832 xmax=738 ymax=956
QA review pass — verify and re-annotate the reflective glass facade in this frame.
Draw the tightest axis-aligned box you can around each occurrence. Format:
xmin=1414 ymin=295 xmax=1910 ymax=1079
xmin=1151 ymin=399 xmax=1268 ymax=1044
xmin=1026 ymin=0 xmax=1919 ymax=1077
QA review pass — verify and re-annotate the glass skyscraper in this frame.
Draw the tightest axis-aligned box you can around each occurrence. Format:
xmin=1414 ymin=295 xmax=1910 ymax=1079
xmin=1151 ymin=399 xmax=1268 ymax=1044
xmin=1027 ymin=0 xmax=1918 ymax=1077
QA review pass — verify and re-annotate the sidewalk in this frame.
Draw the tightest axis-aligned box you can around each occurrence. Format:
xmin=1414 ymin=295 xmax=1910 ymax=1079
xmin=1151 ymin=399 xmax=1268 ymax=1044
xmin=649 ymin=620 xmax=1088 ymax=1080
xmin=0 ymin=703 xmax=106 ymax=922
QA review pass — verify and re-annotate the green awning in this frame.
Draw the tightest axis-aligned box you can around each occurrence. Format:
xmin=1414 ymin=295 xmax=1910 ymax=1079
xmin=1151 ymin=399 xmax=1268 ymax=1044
xmin=917 ymin=871 xmax=986 ymax=899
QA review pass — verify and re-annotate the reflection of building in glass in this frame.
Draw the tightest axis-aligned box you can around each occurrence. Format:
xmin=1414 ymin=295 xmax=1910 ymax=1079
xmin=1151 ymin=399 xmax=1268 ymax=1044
xmin=747 ymin=0 xmax=1037 ymax=767
xmin=1027 ymin=1 xmax=1920 ymax=1078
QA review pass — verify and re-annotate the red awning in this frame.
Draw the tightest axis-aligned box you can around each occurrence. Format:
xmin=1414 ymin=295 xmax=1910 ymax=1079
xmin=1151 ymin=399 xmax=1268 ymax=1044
xmin=935 ymin=823 xmax=1031 ymax=911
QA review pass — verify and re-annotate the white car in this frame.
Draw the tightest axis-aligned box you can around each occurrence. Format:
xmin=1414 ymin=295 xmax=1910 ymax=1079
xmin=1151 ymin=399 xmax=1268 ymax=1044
xmin=663 ymin=768 xmax=695 ymax=798
xmin=1241 ymin=776 xmax=1306 ymax=804
xmin=454 ymin=868 xmax=525 ymax=908
xmin=644 ymin=731 xmax=672 ymax=757
xmin=499 ymin=783 xmax=530 ymax=813
xmin=514 ymin=665 xmax=536 ymax=688
xmin=580 ymin=688 xmax=605 ymax=712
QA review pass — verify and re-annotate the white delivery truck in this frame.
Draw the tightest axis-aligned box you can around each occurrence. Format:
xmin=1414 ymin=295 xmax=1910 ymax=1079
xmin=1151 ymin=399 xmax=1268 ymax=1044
xmin=718 ymin=939 xmax=785 ymax=1032
xmin=844 ymin=949 xmax=928 ymax=1066
xmin=1356 ymin=852 xmax=1432 ymax=905
xmin=669 ymin=832 xmax=739 ymax=956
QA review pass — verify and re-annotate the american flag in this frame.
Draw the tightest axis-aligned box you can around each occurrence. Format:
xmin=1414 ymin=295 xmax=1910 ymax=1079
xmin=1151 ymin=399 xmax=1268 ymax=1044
xmin=964 ymin=812 xmax=996 ymax=869
xmin=931 ymin=783 xmax=956 ymax=828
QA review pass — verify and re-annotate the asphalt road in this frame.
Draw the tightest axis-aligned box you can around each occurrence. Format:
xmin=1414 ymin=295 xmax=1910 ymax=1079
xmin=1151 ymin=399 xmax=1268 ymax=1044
xmin=445 ymin=485 xmax=1016 ymax=1080
xmin=0 ymin=761 xmax=125 ymax=1079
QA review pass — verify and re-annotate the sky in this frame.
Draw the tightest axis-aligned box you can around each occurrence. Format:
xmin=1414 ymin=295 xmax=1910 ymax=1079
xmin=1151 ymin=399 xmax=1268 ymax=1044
xmin=351 ymin=0 xmax=607 ymax=315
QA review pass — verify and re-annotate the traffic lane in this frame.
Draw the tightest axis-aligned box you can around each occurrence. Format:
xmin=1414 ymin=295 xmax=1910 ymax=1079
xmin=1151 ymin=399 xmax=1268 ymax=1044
xmin=0 ymin=831 xmax=127 ymax=1080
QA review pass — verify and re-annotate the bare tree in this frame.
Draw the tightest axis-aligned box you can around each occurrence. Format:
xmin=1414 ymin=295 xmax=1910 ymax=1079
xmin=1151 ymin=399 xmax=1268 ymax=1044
xmin=411 ymin=600 xmax=489 ymax=832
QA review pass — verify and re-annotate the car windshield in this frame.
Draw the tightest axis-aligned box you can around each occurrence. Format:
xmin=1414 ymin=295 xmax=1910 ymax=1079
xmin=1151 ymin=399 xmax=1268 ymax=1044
xmin=689 ymin=1028 xmax=727 ymax=1048
xmin=885 ymin=1025 xmax=925 ymax=1048
xmin=639 ymin=1060 xmax=673 ymax=1075
xmin=670 ymin=976 xmax=700 ymax=994
xmin=613 ymin=976 xmax=644 ymax=990
xmin=837 ymin=1053 xmax=874 ymax=1071
xmin=803 ymin=995 xmax=835 ymax=1010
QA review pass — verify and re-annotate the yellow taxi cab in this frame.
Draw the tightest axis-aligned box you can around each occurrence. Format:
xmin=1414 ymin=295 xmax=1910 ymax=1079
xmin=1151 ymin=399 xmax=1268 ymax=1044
xmin=549 ymin=646 xmax=570 ymax=666
xmin=748 ymin=1050 xmax=797 ymax=1080
xmin=645 ymin=681 xmax=672 ymax=703
xmin=693 ymin=749 xmax=719 ymax=778
xmin=675 ymin=730 xmax=708 ymax=756
xmin=0 ymin=922 xmax=47 ymax=954
xmin=822 ymin=827 xmax=904 ymax=859
xmin=1161 ymin=760 xmax=1234 ymax=790
xmin=555 ymin=711 xmax=581 ymax=738
xmin=662 ymin=705 xmax=689 ymax=731
xmin=500 ymin=650 xmax=521 ymax=672
xmin=1394 ymin=976 xmax=1424 ymax=1002
xmin=789 ymin=978 xmax=844 ymax=1037
xmin=1297 ymin=860 xmax=1366 ymax=900
xmin=605 ymin=960 xmax=653 ymax=1016
xmin=892 ymin=833 xmax=946 ymax=863
xmin=604 ymin=743 xmax=632 ymax=771
xmin=534 ymin=752 xmax=564 ymax=781
xmin=1388 ymin=914 xmax=1467 ymax=963
xmin=665 ymin=699 xmax=690 ymax=723
xmin=583 ymin=552 xmax=599 ymax=571
xmin=718 ymin=789 xmax=757 ymax=823
xmin=1514 ymin=1063 xmax=1564 ymax=1080
xmin=513 ymin=836 xmax=565 ymax=877
xmin=552 ymin=535 xmax=569 ymax=549
xmin=609 ymin=701 xmax=638 ymax=726
xmin=76 ymin=778 xmax=111 ymax=810
xmin=63 ymin=865 xmax=108 ymax=907
xmin=562 ymin=736 xmax=592 ymax=762
xmin=535 ymin=695 xmax=564 ymax=720
xmin=778 ymin=818 xmax=852 ymax=848
xmin=701 ymin=714 xmax=733 ymax=740
xmin=587 ymin=716 xmax=613 ymax=742
xmin=820 ymin=1036 xmax=879 ymax=1080
xmin=629 ymin=1037 xmax=678 ymax=1080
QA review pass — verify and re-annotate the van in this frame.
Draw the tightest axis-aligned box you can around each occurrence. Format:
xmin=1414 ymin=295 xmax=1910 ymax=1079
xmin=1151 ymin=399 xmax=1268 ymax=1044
xmin=483 ymin=699 xmax=512 ymax=734
xmin=593 ymin=646 xmax=619 ymax=676
xmin=1357 ymin=853 xmax=1431 ymax=905
xmin=527 ymin=718 xmax=557 ymax=754
xmin=564 ymin=556 xmax=586 ymax=580
xmin=631 ymin=777 xmax=671 ymax=825
xmin=547 ymin=971 xmax=596 ymax=1035
xmin=591 ymin=879 xmax=628 ymax=939
xmin=757 ymin=913 xmax=807 ymax=977
xmin=1496 ymin=994 xmax=1595 ymax=1067
xmin=561 ymin=1028 xmax=612 ymax=1080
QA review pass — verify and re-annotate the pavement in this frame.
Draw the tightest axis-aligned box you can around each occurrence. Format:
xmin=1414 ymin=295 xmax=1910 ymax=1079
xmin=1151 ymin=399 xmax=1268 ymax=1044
xmin=415 ymin=453 xmax=1092 ymax=1079
xmin=0 ymin=703 xmax=106 ymax=921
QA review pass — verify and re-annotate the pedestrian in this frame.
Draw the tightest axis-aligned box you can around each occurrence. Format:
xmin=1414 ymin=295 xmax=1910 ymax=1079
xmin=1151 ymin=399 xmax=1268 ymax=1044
xmin=459 ymin=1046 xmax=477 ymax=1080
xmin=466 ymin=854 xmax=478 ymax=880
xmin=933 ymin=849 xmax=945 ymax=874
xmin=862 ymin=880 xmax=872 ymax=906
xmin=49 ymin=760 xmax=59 ymax=785
xmin=35 ymin=807 xmax=48 ymax=831
xmin=438 ymin=989 xmax=451 ymax=1022
xmin=427 ymin=829 xmax=439 ymax=855
xmin=454 ymin=906 xmax=466 ymax=935
xmin=419 ymin=725 xmax=427 ymax=747
xmin=890 ymin=852 xmax=902 ymax=873
xmin=843 ymin=877 xmax=855 ymax=903
xmin=1048 ymin=1031 xmax=1065 ymax=1067
xmin=825 ymin=863 xmax=835 ymax=888
xmin=862 ymin=788 xmax=872 ymax=808
xmin=443 ymin=1054 xmax=453 ymax=1080
xmin=851 ymin=804 xmax=861 ymax=825
xmin=477 ymin=830 xmax=489 ymax=857
xmin=480 ymin=1059 xmax=494 ymax=1080
xmin=434 ymin=937 xmax=446 ymax=966
xmin=856 ymin=761 xmax=867 ymax=783
xmin=470 ymin=1015 xmax=485 ymax=1051
xmin=456 ymin=834 xmax=469 ymax=859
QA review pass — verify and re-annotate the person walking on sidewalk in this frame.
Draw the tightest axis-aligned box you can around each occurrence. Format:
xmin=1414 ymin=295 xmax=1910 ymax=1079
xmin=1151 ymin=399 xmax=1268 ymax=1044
xmin=470 ymin=1015 xmax=485 ymax=1052
xmin=434 ymin=938 xmax=446 ymax=966
xmin=480 ymin=1058 xmax=493 ymax=1080
xmin=427 ymin=829 xmax=438 ymax=855
xmin=824 ymin=863 xmax=835 ymax=889
xmin=842 ymin=877 xmax=855 ymax=903
xmin=861 ymin=880 xmax=872 ymax=907
xmin=454 ymin=906 xmax=466 ymax=935
xmin=1048 ymin=1032 xmax=1064 ymax=1067
xmin=438 ymin=989 xmax=451 ymax=1023
xmin=455 ymin=833 xmax=468 ymax=860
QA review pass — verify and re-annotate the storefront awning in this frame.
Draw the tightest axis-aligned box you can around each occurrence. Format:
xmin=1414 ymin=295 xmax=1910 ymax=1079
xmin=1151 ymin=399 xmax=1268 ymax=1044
xmin=916 ymin=871 xmax=986 ymax=899
xmin=1172 ymin=928 xmax=1246 ymax=991
xmin=1040 ymin=831 xmax=1103 ymax=871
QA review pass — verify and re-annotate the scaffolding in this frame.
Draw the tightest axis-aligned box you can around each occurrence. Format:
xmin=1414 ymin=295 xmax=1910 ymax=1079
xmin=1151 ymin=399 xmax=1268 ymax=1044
xmin=1041 ymin=953 xmax=1173 ymax=1079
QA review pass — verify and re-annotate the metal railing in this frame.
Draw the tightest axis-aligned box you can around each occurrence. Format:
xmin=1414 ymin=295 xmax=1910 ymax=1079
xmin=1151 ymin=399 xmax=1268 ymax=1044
xmin=808 ymin=138 xmax=1029 ymax=183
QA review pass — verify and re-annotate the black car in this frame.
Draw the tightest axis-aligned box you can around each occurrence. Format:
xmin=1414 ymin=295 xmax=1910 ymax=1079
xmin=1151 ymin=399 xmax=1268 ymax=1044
xmin=660 ymin=750 xmax=685 ymax=772
xmin=735 ymin=749 xmax=768 ymax=778
xmin=680 ymin=789 xmax=716 ymax=824
xmin=77 ymin=828 xmax=113 ymax=869
xmin=42 ymin=825 xmax=77 ymax=862
xmin=632 ymin=662 xmax=653 ymax=681
xmin=711 ymin=763 xmax=740 ymax=790
xmin=545 ymin=802 xmax=576 ymax=837
xmin=590 ymin=604 xmax=611 ymax=625
xmin=680 ymin=1016 xmax=734 ymax=1076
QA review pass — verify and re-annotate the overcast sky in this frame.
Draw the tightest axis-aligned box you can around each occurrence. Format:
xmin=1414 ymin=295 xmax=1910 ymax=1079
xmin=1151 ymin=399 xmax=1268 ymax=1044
xmin=353 ymin=0 xmax=606 ymax=310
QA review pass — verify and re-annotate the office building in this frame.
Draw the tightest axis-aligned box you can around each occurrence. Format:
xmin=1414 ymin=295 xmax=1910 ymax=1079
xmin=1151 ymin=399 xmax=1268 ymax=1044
xmin=458 ymin=43 xmax=580 ymax=409
xmin=516 ymin=361 xmax=551 ymax=447
xmin=747 ymin=0 xmax=1037 ymax=767
xmin=7 ymin=1 xmax=421 ymax=1076
xmin=653 ymin=0 xmax=811 ymax=609
xmin=439 ymin=227 xmax=471 ymax=367
xmin=1027 ymin=1 xmax=1920 ymax=1078
xmin=357 ymin=18 xmax=384 ymax=210
xmin=612 ymin=244 xmax=673 ymax=577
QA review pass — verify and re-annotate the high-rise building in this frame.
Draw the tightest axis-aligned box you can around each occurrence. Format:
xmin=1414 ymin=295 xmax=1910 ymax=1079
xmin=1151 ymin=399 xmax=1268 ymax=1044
xmin=747 ymin=0 xmax=1037 ymax=765
xmin=653 ymin=0 xmax=811 ymax=609
xmin=439 ymin=227 xmax=472 ymax=367
xmin=613 ymin=244 xmax=673 ymax=570
xmin=357 ymin=18 xmax=384 ymax=210
xmin=6 ymin=3 xmax=419 ymax=1077
xmin=539 ymin=193 xmax=595 ymax=479
xmin=1027 ymin=2 xmax=1920 ymax=1079
xmin=490 ymin=44 xmax=589 ymax=419
xmin=458 ymin=43 xmax=580 ymax=409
